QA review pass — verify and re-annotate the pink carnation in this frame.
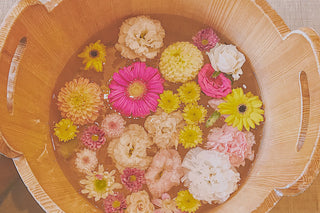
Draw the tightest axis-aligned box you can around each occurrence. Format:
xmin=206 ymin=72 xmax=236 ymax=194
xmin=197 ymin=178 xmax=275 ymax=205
xmin=81 ymin=126 xmax=106 ymax=150
xmin=101 ymin=113 xmax=126 ymax=138
xmin=192 ymin=28 xmax=220 ymax=51
xmin=198 ymin=64 xmax=231 ymax=98
xmin=206 ymin=124 xmax=255 ymax=167
xmin=104 ymin=193 xmax=127 ymax=213
xmin=153 ymin=193 xmax=182 ymax=213
xmin=120 ymin=168 xmax=146 ymax=192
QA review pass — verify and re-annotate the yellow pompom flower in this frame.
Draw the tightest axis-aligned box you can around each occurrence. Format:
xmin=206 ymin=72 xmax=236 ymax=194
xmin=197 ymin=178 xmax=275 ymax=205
xmin=54 ymin=119 xmax=78 ymax=142
xmin=183 ymin=104 xmax=207 ymax=124
xmin=176 ymin=190 xmax=201 ymax=213
xmin=78 ymin=40 xmax=107 ymax=72
xmin=178 ymin=81 xmax=201 ymax=104
xmin=218 ymin=87 xmax=264 ymax=131
xmin=179 ymin=125 xmax=202 ymax=149
xmin=158 ymin=90 xmax=181 ymax=113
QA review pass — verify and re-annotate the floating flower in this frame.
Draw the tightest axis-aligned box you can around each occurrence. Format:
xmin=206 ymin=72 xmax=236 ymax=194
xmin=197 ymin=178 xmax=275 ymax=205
xmin=207 ymin=43 xmax=245 ymax=81
xmin=177 ymin=82 xmax=201 ymax=104
xmin=54 ymin=118 xmax=78 ymax=142
xmin=78 ymin=40 xmax=107 ymax=72
xmin=144 ymin=110 xmax=185 ymax=149
xmin=153 ymin=193 xmax=182 ymax=213
xmin=179 ymin=125 xmax=202 ymax=149
xmin=175 ymin=190 xmax=201 ymax=213
xmin=218 ymin=88 xmax=264 ymax=131
xmin=159 ymin=42 xmax=204 ymax=83
xmin=104 ymin=193 xmax=127 ymax=213
xmin=145 ymin=149 xmax=184 ymax=198
xmin=75 ymin=149 xmax=98 ymax=173
xmin=126 ymin=190 xmax=154 ymax=213
xmin=183 ymin=104 xmax=207 ymax=125
xmin=206 ymin=124 xmax=256 ymax=167
xmin=192 ymin=28 xmax=220 ymax=52
xmin=115 ymin=16 xmax=165 ymax=61
xmin=57 ymin=78 xmax=104 ymax=125
xmin=108 ymin=62 xmax=164 ymax=118
xmin=101 ymin=113 xmax=126 ymax=138
xmin=158 ymin=90 xmax=181 ymax=114
xmin=80 ymin=165 xmax=122 ymax=202
xmin=182 ymin=147 xmax=240 ymax=204
xmin=108 ymin=124 xmax=153 ymax=172
xmin=121 ymin=168 xmax=146 ymax=192
xmin=81 ymin=125 xmax=106 ymax=150
xmin=198 ymin=64 xmax=232 ymax=98
xmin=208 ymin=98 xmax=228 ymax=119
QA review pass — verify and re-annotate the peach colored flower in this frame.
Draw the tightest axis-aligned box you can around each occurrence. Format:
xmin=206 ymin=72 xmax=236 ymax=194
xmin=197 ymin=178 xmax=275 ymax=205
xmin=125 ymin=190 xmax=154 ymax=213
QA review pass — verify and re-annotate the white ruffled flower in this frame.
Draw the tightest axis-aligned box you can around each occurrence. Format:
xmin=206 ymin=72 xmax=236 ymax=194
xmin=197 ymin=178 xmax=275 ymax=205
xmin=207 ymin=43 xmax=245 ymax=81
xmin=182 ymin=147 xmax=240 ymax=204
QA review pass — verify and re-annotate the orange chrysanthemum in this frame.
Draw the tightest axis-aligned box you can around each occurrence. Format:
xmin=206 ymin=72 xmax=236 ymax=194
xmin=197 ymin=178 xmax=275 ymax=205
xmin=57 ymin=78 xmax=104 ymax=125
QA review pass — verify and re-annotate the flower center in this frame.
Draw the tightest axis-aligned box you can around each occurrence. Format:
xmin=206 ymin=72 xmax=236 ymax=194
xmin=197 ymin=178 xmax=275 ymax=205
xmin=201 ymin=39 xmax=209 ymax=45
xmin=129 ymin=175 xmax=137 ymax=182
xmin=94 ymin=179 xmax=107 ymax=192
xmin=238 ymin=104 xmax=247 ymax=113
xmin=71 ymin=94 xmax=86 ymax=108
xmin=108 ymin=121 xmax=117 ymax=129
xmin=112 ymin=200 xmax=121 ymax=208
xmin=91 ymin=134 xmax=99 ymax=142
xmin=90 ymin=50 xmax=99 ymax=58
xmin=140 ymin=30 xmax=147 ymax=39
xmin=128 ymin=81 xmax=146 ymax=99
xmin=82 ymin=156 xmax=90 ymax=164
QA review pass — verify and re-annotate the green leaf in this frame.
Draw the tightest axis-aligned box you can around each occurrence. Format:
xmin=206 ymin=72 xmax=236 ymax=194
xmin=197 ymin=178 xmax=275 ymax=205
xmin=206 ymin=111 xmax=221 ymax=128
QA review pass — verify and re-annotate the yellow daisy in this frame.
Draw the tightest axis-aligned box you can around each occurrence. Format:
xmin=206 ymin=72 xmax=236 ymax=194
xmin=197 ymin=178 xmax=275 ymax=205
xmin=54 ymin=118 xmax=78 ymax=142
xmin=178 ymin=81 xmax=201 ymax=104
xmin=158 ymin=90 xmax=181 ymax=113
xmin=183 ymin=104 xmax=207 ymax=124
xmin=179 ymin=125 xmax=202 ymax=149
xmin=218 ymin=88 xmax=264 ymax=131
xmin=78 ymin=40 xmax=107 ymax=72
xmin=175 ymin=190 xmax=201 ymax=213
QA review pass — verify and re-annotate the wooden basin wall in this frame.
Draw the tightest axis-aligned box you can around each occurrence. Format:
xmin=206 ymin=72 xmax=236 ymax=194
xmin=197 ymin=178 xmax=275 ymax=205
xmin=0 ymin=0 xmax=320 ymax=212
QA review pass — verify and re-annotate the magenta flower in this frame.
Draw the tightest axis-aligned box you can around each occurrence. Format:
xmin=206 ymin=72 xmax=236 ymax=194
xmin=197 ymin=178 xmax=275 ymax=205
xmin=206 ymin=124 xmax=256 ymax=167
xmin=104 ymin=193 xmax=127 ymax=213
xmin=120 ymin=168 xmax=146 ymax=192
xmin=192 ymin=28 xmax=219 ymax=51
xmin=153 ymin=193 xmax=182 ymax=213
xmin=198 ymin=64 xmax=231 ymax=98
xmin=81 ymin=126 xmax=106 ymax=150
xmin=101 ymin=113 xmax=126 ymax=138
xmin=108 ymin=62 xmax=164 ymax=118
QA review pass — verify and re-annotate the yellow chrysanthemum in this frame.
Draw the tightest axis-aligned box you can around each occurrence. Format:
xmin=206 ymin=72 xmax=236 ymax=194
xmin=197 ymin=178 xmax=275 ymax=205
xmin=175 ymin=190 xmax=201 ymax=213
xmin=158 ymin=90 xmax=181 ymax=113
xmin=78 ymin=40 xmax=107 ymax=72
xmin=54 ymin=119 xmax=78 ymax=142
xmin=218 ymin=88 xmax=264 ymax=131
xmin=179 ymin=125 xmax=202 ymax=149
xmin=57 ymin=78 xmax=104 ymax=125
xmin=183 ymin=104 xmax=207 ymax=124
xmin=159 ymin=42 xmax=204 ymax=83
xmin=178 ymin=81 xmax=201 ymax=104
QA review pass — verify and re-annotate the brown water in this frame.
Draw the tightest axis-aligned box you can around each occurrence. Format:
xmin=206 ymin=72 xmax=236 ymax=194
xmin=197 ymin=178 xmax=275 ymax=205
xmin=50 ymin=14 xmax=264 ymax=212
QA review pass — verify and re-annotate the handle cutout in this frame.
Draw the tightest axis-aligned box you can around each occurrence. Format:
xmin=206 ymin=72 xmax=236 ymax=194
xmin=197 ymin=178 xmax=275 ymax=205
xmin=296 ymin=71 xmax=310 ymax=152
xmin=7 ymin=37 xmax=27 ymax=114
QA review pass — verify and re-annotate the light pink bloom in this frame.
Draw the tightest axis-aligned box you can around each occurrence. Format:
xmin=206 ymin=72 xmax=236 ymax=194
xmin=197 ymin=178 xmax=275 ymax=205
xmin=206 ymin=124 xmax=256 ymax=167
xmin=153 ymin=193 xmax=182 ymax=213
xmin=208 ymin=98 xmax=227 ymax=119
xmin=104 ymin=193 xmax=127 ymax=213
xmin=81 ymin=126 xmax=106 ymax=150
xmin=192 ymin=28 xmax=220 ymax=52
xmin=101 ymin=113 xmax=126 ymax=138
xmin=108 ymin=62 xmax=164 ymax=118
xmin=198 ymin=64 xmax=231 ymax=98
xmin=120 ymin=168 xmax=146 ymax=192
xmin=145 ymin=149 xmax=184 ymax=198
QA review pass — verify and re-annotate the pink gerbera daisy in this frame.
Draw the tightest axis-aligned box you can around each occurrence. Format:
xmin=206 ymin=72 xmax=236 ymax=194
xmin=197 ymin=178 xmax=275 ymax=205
xmin=104 ymin=193 xmax=127 ymax=213
xmin=120 ymin=168 xmax=146 ymax=192
xmin=108 ymin=62 xmax=164 ymax=118
xmin=192 ymin=28 xmax=220 ymax=52
xmin=81 ymin=126 xmax=106 ymax=150
xmin=101 ymin=113 xmax=126 ymax=138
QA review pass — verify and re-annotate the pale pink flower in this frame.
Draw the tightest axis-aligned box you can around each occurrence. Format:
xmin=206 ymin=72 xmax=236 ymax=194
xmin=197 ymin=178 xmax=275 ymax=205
xmin=75 ymin=149 xmax=98 ymax=173
xmin=192 ymin=28 xmax=219 ymax=51
xmin=81 ymin=126 xmax=106 ymax=150
xmin=101 ymin=113 xmax=126 ymax=138
xmin=153 ymin=193 xmax=182 ymax=213
xmin=206 ymin=124 xmax=256 ymax=167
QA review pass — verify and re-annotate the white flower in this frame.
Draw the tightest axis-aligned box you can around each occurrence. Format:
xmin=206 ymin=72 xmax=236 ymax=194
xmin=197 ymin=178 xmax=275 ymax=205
xmin=75 ymin=149 xmax=98 ymax=173
xmin=125 ymin=190 xmax=154 ymax=213
xmin=182 ymin=147 xmax=240 ymax=204
xmin=207 ymin=43 xmax=245 ymax=81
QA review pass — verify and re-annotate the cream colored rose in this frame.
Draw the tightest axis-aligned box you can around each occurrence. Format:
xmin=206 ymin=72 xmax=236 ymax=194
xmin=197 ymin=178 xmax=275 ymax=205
xmin=207 ymin=43 xmax=245 ymax=81
xmin=125 ymin=190 xmax=154 ymax=213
